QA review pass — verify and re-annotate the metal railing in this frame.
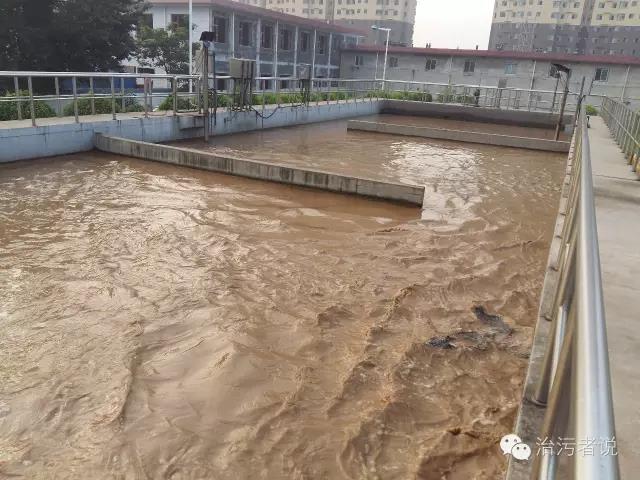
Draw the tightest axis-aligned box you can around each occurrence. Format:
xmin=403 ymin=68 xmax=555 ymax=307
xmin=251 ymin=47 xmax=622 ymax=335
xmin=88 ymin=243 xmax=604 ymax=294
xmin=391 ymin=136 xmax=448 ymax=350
xmin=380 ymin=79 xmax=581 ymax=114
xmin=0 ymin=71 xmax=384 ymax=126
xmin=600 ymin=96 xmax=640 ymax=177
xmin=1 ymin=70 xmax=579 ymax=127
xmin=529 ymin=107 xmax=619 ymax=480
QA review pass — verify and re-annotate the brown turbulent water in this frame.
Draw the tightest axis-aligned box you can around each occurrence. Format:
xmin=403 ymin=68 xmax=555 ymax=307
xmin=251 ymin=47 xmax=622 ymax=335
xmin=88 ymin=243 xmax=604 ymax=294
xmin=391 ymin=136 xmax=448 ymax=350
xmin=0 ymin=120 xmax=564 ymax=480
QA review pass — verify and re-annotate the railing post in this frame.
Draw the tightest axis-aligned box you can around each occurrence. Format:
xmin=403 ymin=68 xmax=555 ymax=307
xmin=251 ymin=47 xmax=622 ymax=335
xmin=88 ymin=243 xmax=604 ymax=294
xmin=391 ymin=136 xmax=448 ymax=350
xmin=172 ymin=77 xmax=178 ymax=116
xmin=72 ymin=76 xmax=79 ymax=123
xmin=110 ymin=76 xmax=116 ymax=120
xmin=27 ymin=76 xmax=36 ymax=127
xmin=89 ymin=77 xmax=95 ymax=115
xmin=54 ymin=77 xmax=61 ymax=117
xmin=121 ymin=79 xmax=126 ymax=112
xmin=14 ymin=76 xmax=22 ymax=121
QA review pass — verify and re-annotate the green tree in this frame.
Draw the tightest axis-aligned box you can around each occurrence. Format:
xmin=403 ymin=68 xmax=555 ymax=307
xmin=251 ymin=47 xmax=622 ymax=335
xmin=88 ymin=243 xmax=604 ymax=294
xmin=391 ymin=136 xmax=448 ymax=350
xmin=0 ymin=0 xmax=147 ymax=72
xmin=136 ymin=23 xmax=199 ymax=75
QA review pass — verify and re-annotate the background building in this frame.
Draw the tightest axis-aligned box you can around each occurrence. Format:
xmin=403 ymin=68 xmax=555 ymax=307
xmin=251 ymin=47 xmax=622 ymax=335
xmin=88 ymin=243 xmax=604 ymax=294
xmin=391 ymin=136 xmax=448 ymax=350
xmin=490 ymin=0 xmax=640 ymax=57
xmin=142 ymin=0 xmax=363 ymax=78
xmin=233 ymin=0 xmax=416 ymax=45
xmin=340 ymin=45 xmax=640 ymax=104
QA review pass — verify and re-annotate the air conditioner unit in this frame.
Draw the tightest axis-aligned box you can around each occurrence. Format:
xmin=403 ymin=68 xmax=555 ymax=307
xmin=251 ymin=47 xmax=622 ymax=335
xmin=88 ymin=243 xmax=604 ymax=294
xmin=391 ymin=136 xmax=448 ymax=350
xmin=297 ymin=64 xmax=312 ymax=80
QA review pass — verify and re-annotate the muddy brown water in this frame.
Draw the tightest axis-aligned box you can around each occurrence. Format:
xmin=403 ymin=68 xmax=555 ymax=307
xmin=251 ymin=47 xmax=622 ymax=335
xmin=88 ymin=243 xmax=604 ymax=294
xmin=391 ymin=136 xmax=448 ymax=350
xmin=1 ymin=121 xmax=565 ymax=479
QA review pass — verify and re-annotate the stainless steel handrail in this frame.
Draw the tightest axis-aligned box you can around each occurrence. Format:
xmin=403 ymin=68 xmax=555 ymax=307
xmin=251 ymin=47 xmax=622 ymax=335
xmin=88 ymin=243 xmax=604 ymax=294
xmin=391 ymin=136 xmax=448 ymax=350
xmin=530 ymin=107 xmax=619 ymax=480
xmin=600 ymin=96 xmax=640 ymax=176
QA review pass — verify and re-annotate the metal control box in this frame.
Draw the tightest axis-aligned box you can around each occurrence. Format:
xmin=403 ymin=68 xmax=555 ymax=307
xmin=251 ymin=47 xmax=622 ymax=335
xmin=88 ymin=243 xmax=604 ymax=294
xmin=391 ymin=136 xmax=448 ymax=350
xmin=297 ymin=64 xmax=312 ymax=80
xmin=229 ymin=58 xmax=256 ymax=79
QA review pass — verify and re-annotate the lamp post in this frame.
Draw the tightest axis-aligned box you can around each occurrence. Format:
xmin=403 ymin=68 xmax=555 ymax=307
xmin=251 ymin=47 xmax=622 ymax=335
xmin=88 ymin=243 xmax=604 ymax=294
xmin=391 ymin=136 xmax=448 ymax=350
xmin=371 ymin=25 xmax=391 ymax=88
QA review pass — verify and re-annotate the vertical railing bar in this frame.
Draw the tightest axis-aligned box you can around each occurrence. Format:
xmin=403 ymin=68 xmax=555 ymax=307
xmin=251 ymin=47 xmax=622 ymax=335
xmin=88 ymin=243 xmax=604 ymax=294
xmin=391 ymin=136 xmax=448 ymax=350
xmin=110 ymin=76 xmax=116 ymax=121
xmin=72 ymin=76 xmax=79 ymax=123
xmin=55 ymin=77 xmax=61 ymax=117
xmin=14 ymin=76 xmax=22 ymax=121
xmin=27 ymin=76 xmax=36 ymax=127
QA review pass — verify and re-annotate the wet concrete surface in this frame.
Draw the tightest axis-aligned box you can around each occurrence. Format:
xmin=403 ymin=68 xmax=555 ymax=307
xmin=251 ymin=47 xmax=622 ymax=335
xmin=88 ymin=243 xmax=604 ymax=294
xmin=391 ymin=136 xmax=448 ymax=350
xmin=1 ymin=123 xmax=565 ymax=479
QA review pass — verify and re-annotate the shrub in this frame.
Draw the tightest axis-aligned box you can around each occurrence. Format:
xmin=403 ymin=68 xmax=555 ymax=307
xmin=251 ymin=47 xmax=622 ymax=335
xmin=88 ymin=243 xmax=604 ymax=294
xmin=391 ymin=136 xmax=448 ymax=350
xmin=157 ymin=94 xmax=197 ymax=111
xmin=585 ymin=104 xmax=598 ymax=116
xmin=0 ymin=91 xmax=56 ymax=121
xmin=62 ymin=94 xmax=143 ymax=116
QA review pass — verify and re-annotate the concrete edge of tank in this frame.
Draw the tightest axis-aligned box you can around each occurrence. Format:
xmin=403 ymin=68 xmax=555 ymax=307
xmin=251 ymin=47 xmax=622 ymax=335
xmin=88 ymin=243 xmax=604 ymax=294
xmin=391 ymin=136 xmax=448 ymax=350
xmin=93 ymin=133 xmax=426 ymax=207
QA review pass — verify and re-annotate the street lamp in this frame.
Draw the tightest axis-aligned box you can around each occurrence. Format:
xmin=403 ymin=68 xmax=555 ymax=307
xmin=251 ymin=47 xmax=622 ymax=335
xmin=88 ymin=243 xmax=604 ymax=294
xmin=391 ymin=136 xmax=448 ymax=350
xmin=371 ymin=25 xmax=391 ymax=87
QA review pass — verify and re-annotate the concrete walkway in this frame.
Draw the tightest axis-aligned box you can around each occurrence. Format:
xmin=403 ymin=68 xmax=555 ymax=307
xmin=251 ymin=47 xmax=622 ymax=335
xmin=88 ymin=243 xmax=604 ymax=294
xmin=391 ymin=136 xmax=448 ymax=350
xmin=589 ymin=116 xmax=640 ymax=479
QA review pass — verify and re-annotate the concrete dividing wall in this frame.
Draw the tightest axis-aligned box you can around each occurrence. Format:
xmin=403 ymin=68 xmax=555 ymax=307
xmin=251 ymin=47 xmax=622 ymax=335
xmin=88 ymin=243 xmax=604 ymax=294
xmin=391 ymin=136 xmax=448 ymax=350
xmin=381 ymin=100 xmax=574 ymax=131
xmin=0 ymin=101 xmax=380 ymax=163
xmin=347 ymin=120 xmax=571 ymax=152
xmin=94 ymin=134 xmax=425 ymax=206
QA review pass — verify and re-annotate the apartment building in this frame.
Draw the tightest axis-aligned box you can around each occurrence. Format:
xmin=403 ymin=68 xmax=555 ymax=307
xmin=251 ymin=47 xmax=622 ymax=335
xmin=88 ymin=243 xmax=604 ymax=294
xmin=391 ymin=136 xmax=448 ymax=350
xmin=235 ymin=0 xmax=416 ymax=45
xmin=143 ymin=0 xmax=364 ymax=78
xmin=340 ymin=45 xmax=640 ymax=104
xmin=490 ymin=0 xmax=640 ymax=57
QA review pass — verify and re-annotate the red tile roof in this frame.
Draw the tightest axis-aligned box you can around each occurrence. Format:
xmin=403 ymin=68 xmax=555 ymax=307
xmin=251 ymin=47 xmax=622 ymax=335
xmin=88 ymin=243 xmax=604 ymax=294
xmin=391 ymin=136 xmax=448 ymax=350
xmin=151 ymin=0 xmax=368 ymax=35
xmin=344 ymin=45 xmax=640 ymax=66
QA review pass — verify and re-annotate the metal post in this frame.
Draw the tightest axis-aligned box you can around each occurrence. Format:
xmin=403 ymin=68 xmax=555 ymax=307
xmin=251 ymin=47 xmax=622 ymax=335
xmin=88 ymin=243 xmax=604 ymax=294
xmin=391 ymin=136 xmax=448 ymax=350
xmin=121 ymin=79 xmax=125 ymax=112
xmin=256 ymin=18 xmax=262 ymax=84
xmin=293 ymin=26 xmax=299 ymax=79
xmin=327 ymin=32 xmax=333 ymax=79
xmin=72 ymin=76 xmax=79 ymax=123
xmin=555 ymin=72 xmax=570 ymax=141
xmin=202 ymin=44 xmax=209 ymax=142
xmin=231 ymin=12 xmax=236 ymax=59
xmin=14 ymin=76 xmax=22 ymax=121
xmin=382 ymin=29 xmax=389 ymax=87
xmin=274 ymin=21 xmax=279 ymax=85
xmin=143 ymin=78 xmax=149 ymax=118
xmin=27 ymin=76 xmax=36 ymax=127
xmin=55 ymin=77 xmax=61 ymax=117
xmin=89 ymin=77 xmax=95 ymax=115
xmin=110 ymin=76 xmax=116 ymax=120
xmin=311 ymin=29 xmax=317 ymax=82
xmin=173 ymin=77 xmax=178 ymax=115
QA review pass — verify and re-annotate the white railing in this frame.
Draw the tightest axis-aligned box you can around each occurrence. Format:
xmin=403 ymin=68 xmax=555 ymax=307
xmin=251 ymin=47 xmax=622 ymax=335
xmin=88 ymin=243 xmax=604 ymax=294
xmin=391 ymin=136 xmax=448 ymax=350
xmin=529 ymin=106 xmax=619 ymax=480
xmin=1 ymin=71 xmax=578 ymax=127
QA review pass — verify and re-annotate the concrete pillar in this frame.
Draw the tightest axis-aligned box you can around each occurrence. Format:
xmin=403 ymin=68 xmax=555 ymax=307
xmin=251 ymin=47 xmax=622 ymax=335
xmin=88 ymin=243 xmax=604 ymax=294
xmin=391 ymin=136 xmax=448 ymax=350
xmin=293 ymin=26 xmax=299 ymax=77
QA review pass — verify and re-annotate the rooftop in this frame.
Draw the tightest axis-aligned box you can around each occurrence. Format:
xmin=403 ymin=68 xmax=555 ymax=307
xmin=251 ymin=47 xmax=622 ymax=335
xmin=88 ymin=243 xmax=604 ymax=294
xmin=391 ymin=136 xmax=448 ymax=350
xmin=150 ymin=0 xmax=368 ymax=35
xmin=345 ymin=45 xmax=640 ymax=66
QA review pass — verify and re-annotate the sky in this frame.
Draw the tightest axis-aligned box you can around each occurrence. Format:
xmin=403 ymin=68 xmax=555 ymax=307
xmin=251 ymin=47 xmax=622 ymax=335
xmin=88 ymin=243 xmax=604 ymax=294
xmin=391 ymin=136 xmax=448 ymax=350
xmin=413 ymin=0 xmax=495 ymax=50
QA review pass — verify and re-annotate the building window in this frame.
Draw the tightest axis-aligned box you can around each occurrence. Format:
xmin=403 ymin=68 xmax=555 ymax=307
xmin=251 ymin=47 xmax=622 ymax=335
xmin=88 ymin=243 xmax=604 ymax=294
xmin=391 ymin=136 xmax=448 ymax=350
xmin=355 ymin=55 xmax=364 ymax=66
xmin=239 ymin=22 xmax=252 ymax=46
xmin=279 ymin=28 xmax=292 ymax=50
xmin=425 ymin=58 xmax=437 ymax=70
xmin=388 ymin=56 xmax=398 ymax=67
xmin=595 ymin=67 xmax=609 ymax=82
xmin=213 ymin=16 xmax=227 ymax=43
xmin=463 ymin=60 xmax=475 ymax=73
xmin=318 ymin=35 xmax=327 ymax=54
xmin=505 ymin=63 xmax=517 ymax=74
xmin=262 ymin=24 xmax=273 ymax=49
xmin=170 ymin=14 xmax=188 ymax=28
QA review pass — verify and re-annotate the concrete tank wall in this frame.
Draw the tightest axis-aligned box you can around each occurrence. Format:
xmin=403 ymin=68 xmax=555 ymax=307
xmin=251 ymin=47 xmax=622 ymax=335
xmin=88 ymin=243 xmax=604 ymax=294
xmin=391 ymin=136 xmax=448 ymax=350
xmin=0 ymin=101 xmax=380 ymax=163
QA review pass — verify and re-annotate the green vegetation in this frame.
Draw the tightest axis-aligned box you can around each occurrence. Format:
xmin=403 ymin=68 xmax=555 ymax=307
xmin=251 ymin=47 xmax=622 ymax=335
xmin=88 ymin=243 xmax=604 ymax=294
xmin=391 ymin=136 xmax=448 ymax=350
xmin=157 ymin=94 xmax=198 ymax=111
xmin=0 ymin=0 xmax=146 ymax=71
xmin=135 ymin=23 xmax=200 ymax=75
xmin=585 ymin=104 xmax=599 ymax=116
xmin=0 ymin=91 xmax=56 ymax=121
xmin=62 ymin=94 xmax=143 ymax=116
